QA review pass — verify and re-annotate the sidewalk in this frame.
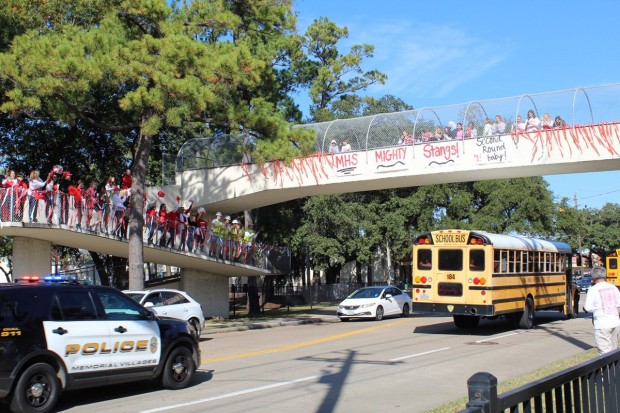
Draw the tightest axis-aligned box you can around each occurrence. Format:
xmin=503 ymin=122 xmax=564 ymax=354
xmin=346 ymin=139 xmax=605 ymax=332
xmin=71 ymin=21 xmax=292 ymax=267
xmin=202 ymin=305 xmax=339 ymax=334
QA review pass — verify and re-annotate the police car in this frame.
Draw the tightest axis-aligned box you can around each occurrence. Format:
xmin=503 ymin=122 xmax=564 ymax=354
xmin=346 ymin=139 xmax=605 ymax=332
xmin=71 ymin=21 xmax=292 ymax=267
xmin=0 ymin=275 xmax=201 ymax=413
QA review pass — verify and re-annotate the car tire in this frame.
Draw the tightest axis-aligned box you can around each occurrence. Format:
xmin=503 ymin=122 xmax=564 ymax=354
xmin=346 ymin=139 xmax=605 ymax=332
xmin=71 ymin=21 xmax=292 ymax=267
xmin=567 ymin=292 xmax=579 ymax=319
xmin=518 ymin=297 xmax=535 ymax=329
xmin=188 ymin=318 xmax=201 ymax=340
xmin=160 ymin=346 xmax=196 ymax=390
xmin=401 ymin=303 xmax=410 ymax=318
xmin=375 ymin=306 xmax=384 ymax=321
xmin=10 ymin=362 xmax=61 ymax=413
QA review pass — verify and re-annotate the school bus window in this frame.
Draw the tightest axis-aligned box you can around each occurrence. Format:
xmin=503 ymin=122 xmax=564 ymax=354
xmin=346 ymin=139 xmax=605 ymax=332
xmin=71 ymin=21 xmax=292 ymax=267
xmin=508 ymin=250 xmax=516 ymax=273
xmin=493 ymin=250 xmax=500 ymax=272
xmin=521 ymin=251 xmax=528 ymax=273
xmin=469 ymin=250 xmax=485 ymax=271
xmin=438 ymin=249 xmax=462 ymax=271
xmin=515 ymin=251 xmax=522 ymax=273
xmin=544 ymin=253 xmax=551 ymax=272
xmin=417 ymin=249 xmax=432 ymax=270
xmin=610 ymin=258 xmax=618 ymax=270
xmin=494 ymin=250 xmax=508 ymax=273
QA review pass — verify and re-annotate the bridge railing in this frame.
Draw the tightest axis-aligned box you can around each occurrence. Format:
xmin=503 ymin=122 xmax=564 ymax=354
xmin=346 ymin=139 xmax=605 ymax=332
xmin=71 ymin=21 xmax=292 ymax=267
xmin=458 ymin=350 xmax=620 ymax=413
xmin=0 ymin=188 xmax=290 ymax=274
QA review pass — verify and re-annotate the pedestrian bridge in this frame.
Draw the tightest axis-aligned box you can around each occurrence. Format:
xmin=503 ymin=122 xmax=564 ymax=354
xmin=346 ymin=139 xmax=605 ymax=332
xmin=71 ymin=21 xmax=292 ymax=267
xmin=169 ymin=84 xmax=620 ymax=212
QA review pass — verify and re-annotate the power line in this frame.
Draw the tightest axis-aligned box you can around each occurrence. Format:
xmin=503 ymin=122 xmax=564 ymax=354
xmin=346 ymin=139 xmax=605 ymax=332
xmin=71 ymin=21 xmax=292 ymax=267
xmin=580 ymin=189 xmax=620 ymax=200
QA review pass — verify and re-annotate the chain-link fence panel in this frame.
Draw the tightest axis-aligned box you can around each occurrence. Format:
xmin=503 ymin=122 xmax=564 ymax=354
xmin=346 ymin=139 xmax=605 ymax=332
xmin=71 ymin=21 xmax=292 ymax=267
xmin=161 ymin=153 xmax=177 ymax=186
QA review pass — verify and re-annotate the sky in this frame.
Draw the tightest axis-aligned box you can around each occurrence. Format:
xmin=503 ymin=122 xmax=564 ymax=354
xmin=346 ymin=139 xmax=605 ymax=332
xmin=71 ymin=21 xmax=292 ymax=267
xmin=292 ymin=0 xmax=620 ymax=209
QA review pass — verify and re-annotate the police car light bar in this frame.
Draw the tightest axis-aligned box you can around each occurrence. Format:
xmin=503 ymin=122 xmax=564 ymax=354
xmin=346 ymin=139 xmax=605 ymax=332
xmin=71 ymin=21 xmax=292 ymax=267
xmin=18 ymin=274 xmax=81 ymax=284
xmin=43 ymin=275 xmax=66 ymax=282
xmin=19 ymin=275 xmax=41 ymax=283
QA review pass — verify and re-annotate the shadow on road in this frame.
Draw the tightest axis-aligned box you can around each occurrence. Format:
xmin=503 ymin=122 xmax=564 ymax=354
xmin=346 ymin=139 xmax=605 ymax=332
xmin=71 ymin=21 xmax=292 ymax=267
xmin=411 ymin=311 xmax=594 ymax=350
xmin=55 ymin=370 xmax=214 ymax=411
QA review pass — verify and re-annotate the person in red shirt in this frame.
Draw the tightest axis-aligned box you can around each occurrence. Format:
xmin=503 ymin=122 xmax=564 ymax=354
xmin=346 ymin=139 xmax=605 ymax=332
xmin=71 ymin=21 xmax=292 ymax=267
xmin=121 ymin=169 xmax=132 ymax=190
xmin=196 ymin=208 xmax=208 ymax=253
xmin=157 ymin=204 xmax=168 ymax=247
xmin=1 ymin=170 xmax=17 ymax=221
xmin=165 ymin=205 xmax=180 ymax=249
xmin=84 ymin=181 xmax=98 ymax=231
xmin=146 ymin=201 xmax=158 ymax=245
xmin=14 ymin=173 xmax=28 ymax=221
xmin=68 ymin=180 xmax=84 ymax=229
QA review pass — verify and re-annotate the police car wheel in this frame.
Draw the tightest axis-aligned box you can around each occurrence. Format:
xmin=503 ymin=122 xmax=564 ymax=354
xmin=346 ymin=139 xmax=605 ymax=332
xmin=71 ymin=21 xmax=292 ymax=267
xmin=10 ymin=363 xmax=61 ymax=413
xmin=161 ymin=347 xmax=195 ymax=390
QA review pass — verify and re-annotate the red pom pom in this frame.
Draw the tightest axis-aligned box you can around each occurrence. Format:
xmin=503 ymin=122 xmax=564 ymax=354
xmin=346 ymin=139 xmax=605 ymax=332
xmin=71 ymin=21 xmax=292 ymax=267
xmin=157 ymin=191 xmax=165 ymax=197
xmin=176 ymin=196 xmax=181 ymax=201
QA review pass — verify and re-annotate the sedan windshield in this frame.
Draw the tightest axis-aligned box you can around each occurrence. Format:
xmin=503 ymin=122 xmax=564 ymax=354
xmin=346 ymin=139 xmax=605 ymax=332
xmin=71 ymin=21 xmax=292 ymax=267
xmin=348 ymin=288 xmax=384 ymax=299
xmin=125 ymin=293 xmax=145 ymax=302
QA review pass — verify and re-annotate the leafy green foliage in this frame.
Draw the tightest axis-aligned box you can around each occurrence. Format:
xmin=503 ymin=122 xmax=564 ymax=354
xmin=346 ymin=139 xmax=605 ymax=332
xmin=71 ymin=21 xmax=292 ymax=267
xmin=299 ymin=17 xmax=387 ymax=122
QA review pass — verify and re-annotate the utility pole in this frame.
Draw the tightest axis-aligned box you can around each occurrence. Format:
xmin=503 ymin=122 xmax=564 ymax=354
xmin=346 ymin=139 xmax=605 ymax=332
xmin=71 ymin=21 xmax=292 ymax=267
xmin=575 ymin=193 xmax=583 ymax=272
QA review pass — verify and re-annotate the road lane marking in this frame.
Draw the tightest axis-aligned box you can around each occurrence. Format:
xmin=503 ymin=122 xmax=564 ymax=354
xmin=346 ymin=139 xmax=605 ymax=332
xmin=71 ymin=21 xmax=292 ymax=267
xmin=389 ymin=347 xmax=450 ymax=361
xmin=475 ymin=333 xmax=518 ymax=343
xmin=140 ymin=373 xmax=334 ymax=413
xmin=201 ymin=318 xmax=410 ymax=363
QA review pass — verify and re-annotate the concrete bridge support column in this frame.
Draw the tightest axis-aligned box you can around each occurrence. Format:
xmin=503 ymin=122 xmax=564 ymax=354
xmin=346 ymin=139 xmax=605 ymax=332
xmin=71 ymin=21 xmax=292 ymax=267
xmin=181 ymin=269 xmax=230 ymax=319
xmin=13 ymin=237 xmax=52 ymax=279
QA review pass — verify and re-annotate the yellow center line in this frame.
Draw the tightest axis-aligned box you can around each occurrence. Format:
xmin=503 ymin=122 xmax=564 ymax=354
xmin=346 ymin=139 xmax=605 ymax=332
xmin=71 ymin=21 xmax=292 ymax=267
xmin=201 ymin=318 xmax=409 ymax=363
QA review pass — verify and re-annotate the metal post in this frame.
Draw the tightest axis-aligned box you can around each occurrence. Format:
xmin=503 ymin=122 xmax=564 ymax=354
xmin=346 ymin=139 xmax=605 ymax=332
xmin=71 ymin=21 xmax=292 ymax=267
xmin=575 ymin=193 xmax=583 ymax=273
xmin=306 ymin=245 xmax=312 ymax=309
xmin=465 ymin=372 xmax=498 ymax=413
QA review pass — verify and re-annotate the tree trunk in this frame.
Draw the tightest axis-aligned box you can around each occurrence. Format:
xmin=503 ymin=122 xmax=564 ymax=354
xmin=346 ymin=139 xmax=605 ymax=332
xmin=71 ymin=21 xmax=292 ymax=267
xmin=247 ymin=276 xmax=261 ymax=314
xmin=128 ymin=124 xmax=153 ymax=290
xmin=88 ymin=251 xmax=109 ymax=286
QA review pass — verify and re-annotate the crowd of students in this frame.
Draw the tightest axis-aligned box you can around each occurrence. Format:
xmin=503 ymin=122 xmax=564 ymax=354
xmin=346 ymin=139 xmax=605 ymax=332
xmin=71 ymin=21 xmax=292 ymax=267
xmin=394 ymin=110 xmax=571 ymax=145
xmin=0 ymin=165 xmax=260 ymax=264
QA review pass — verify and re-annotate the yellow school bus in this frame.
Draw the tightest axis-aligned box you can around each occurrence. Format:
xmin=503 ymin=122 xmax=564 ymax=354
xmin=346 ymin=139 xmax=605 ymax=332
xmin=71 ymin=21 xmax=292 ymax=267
xmin=411 ymin=229 xmax=579 ymax=329
xmin=607 ymin=249 xmax=620 ymax=286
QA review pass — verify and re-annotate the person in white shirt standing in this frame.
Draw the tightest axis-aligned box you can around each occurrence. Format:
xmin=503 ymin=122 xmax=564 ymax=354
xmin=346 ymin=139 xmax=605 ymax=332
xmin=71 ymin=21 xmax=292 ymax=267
xmin=584 ymin=266 xmax=620 ymax=355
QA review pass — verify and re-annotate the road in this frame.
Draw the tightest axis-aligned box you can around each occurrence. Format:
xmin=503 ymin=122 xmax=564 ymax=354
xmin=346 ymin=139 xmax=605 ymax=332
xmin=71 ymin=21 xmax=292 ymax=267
xmin=56 ymin=301 xmax=596 ymax=413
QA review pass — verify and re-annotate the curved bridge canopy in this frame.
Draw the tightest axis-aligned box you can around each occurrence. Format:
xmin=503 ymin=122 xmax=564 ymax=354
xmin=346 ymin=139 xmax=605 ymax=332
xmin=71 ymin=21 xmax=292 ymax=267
xmin=169 ymin=84 xmax=620 ymax=213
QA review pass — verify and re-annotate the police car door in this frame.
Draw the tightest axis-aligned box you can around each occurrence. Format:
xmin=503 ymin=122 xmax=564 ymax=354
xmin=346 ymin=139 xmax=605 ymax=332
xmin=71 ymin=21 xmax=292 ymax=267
xmin=43 ymin=291 xmax=112 ymax=375
xmin=93 ymin=290 xmax=162 ymax=372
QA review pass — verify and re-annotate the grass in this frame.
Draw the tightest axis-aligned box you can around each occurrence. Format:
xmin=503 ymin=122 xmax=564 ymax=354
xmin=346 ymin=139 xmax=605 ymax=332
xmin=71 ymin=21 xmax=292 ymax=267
xmin=424 ymin=348 xmax=600 ymax=412
xmin=208 ymin=302 xmax=335 ymax=323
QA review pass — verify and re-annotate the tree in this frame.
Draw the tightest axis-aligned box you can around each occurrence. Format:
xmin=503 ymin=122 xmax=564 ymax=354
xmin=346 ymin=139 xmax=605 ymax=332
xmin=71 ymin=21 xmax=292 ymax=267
xmin=298 ymin=17 xmax=387 ymax=123
xmin=0 ymin=0 xmax=312 ymax=289
xmin=583 ymin=203 xmax=620 ymax=259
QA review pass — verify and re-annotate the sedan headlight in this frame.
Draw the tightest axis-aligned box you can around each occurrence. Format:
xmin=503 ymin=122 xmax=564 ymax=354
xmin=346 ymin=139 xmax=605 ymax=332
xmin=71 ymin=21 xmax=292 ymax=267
xmin=360 ymin=303 xmax=376 ymax=309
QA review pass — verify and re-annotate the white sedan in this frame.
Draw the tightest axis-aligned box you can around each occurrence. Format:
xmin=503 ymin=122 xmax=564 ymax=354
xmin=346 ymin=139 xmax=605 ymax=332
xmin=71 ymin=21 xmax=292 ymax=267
xmin=337 ymin=286 xmax=412 ymax=321
xmin=124 ymin=288 xmax=205 ymax=338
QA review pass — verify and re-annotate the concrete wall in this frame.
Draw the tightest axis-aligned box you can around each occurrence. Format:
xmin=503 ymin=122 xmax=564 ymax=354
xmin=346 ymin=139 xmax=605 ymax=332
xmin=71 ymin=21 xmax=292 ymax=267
xmin=181 ymin=269 xmax=230 ymax=319
xmin=12 ymin=237 xmax=51 ymax=279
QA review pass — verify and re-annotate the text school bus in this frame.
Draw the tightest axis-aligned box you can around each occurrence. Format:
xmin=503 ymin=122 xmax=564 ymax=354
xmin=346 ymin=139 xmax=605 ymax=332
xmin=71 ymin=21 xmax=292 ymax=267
xmin=411 ymin=229 xmax=579 ymax=329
